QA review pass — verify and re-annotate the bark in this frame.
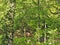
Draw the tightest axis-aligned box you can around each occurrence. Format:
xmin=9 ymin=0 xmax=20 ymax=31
xmin=24 ymin=28 xmax=26 ymax=37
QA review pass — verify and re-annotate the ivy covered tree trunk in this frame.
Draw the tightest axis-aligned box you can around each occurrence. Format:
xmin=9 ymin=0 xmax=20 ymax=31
xmin=3 ymin=0 xmax=16 ymax=45
xmin=7 ymin=0 xmax=16 ymax=45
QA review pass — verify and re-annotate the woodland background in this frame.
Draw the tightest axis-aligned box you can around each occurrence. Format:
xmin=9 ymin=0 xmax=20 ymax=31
xmin=0 ymin=0 xmax=60 ymax=45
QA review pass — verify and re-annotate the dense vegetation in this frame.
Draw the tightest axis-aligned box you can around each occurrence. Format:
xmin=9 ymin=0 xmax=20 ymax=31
xmin=0 ymin=0 xmax=60 ymax=45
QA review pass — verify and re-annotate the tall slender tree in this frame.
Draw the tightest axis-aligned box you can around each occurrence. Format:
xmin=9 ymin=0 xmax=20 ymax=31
xmin=37 ymin=0 xmax=40 ymax=42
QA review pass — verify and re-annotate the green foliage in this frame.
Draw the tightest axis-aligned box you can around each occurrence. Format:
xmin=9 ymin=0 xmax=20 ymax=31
xmin=0 ymin=0 xmax=60 ymax=45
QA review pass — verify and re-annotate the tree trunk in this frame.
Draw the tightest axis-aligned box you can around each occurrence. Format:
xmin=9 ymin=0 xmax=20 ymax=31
xmin=37 ymin=0 xmax=40 ymax=42
xmin=44 ymin=22 xmax=47 ymax=43
xmin=7 ymin=0 xmax=16 ymax=45
xmin=8 ymin=32 xmax=13 ymax=45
